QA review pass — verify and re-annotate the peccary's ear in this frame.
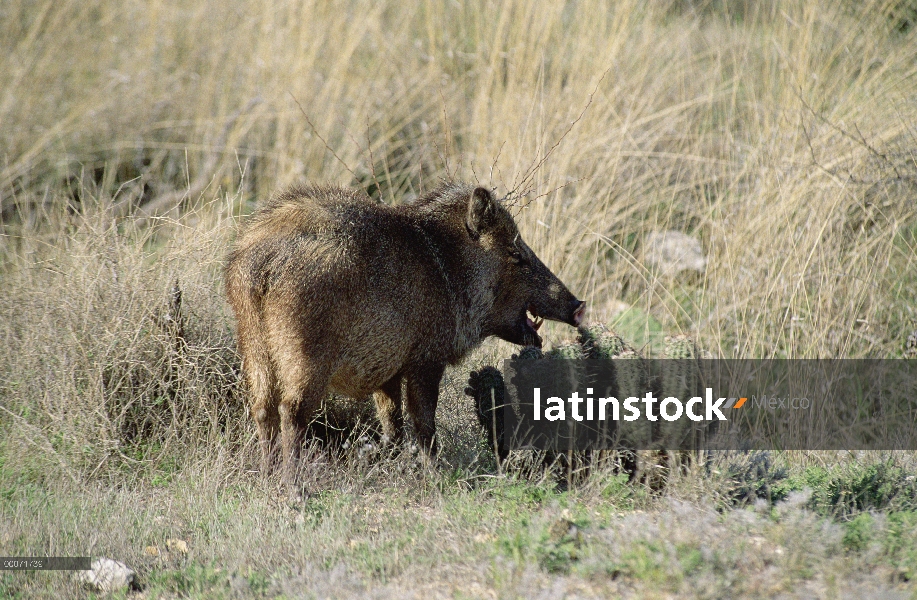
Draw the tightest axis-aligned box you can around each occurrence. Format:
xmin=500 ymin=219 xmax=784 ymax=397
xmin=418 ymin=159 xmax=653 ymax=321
xmin=465 ymin=187 xmax=495 ymax=240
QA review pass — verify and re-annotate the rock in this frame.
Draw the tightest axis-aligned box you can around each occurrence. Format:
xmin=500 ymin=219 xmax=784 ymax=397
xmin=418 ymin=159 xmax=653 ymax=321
xmin=644 ymin=230 xmax=706 ymax=276
xmin=166 ymin=538 xmax=189 ymax=555
xmin=77 ymin=557 xmax=136 ymax=592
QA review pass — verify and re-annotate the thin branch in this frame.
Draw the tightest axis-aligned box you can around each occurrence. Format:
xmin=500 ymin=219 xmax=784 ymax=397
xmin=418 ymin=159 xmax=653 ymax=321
xmin=438 ymin=87 xmax=454 ymax=179
xmin=507 ymin=67 xmax=610 ymax=211
xmin=132 ymin=97 xmax=261 ymax=227
xmin=288 ymin=91 xmax=356 ymax=179
xmin=489 ymin=141 xmax=505 ymax=188
xmin=853 ymin=122 xmax=901 ymax=179
xmin=365 ymin=121 xmax=383 ymax=202
xmin=794 ymin=86 xmax=908 ymax=184
xmin=528 ymin=174 xmax=596 ymax=205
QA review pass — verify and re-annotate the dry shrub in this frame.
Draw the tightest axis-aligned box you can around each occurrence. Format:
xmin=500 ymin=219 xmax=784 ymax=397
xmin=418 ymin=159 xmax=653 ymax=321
xmin=1 ymin=0 xmax=917 ymax=484
xmin=0 ymin=198 xmax=247 ymax=481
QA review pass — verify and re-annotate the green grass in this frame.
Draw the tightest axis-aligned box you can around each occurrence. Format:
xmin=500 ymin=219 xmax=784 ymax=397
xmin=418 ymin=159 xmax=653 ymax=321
xmin=3 ymin=0 xmax=917 ymax=596
xmin=2 ymin=451 xmax=917 ymax=597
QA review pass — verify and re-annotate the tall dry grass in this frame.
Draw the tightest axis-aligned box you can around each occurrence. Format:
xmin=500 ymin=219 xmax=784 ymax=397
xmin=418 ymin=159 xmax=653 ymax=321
xmin=2 ymin=0 xmax=917 ymax=480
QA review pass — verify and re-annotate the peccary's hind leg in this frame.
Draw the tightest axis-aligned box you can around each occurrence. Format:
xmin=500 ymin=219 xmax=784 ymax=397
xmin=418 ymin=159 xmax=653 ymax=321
xmin=275 ymin=371 xmax=328 ymax=493
xmin=373 ymin=376 xmax=404 ymax=445
xmin=405 ymin=364 xmax=445 ymax=457
xmin=250 ymin=366 xmax=279 ymax=476
xmin=267 ymin=322 xmax=331 ymax=492
xmin=238 ymin=321 xmax=279 ymax=476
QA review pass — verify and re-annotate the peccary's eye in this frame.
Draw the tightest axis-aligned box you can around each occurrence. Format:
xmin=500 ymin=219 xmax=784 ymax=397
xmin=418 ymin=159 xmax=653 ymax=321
xmin=508 ymin=249 xmax=524 ymax=264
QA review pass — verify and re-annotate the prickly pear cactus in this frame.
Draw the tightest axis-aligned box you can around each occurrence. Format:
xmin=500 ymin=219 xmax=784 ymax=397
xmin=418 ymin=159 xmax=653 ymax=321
xmin=467 ymin=321 xmax=711 ymax=471
xmin=465 ymin=366 xmax=507 ymax=460
xmin=578 ymin=323 xmax=629 ymax=358
xmin=546 ymin=341 xmax=585 ymax=360
xmin=512 ymin=346 xmax=544 ymax=361
xmin=660 ymin=334 xmax=702 ymax=450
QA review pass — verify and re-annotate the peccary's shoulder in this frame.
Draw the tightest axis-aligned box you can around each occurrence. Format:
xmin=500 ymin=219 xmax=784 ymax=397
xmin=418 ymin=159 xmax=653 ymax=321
xmin=269 ymin=184 xmax=370 ymax=209
xmin=240 ymin=184 xmax=377 ymax=234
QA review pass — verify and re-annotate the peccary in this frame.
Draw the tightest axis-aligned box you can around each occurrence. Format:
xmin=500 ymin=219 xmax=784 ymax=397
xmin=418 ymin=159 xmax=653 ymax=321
xmin=224 ymin=182 xmax=585 ymax=485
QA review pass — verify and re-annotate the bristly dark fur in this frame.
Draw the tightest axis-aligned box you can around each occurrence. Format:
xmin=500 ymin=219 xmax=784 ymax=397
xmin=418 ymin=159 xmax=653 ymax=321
xmin=224 ymin=182 xmax=584 ymax=488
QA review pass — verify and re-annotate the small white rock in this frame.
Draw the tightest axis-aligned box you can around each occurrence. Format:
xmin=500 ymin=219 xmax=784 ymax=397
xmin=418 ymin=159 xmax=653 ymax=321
xmin=644 ymin=230 xmax=707 ymax=276
xmin=77 ymin=557 xmax=135 ymax=592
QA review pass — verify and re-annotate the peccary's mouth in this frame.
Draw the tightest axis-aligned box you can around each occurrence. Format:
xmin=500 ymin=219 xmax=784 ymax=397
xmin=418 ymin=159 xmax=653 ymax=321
xmin=526 ymin=304 xmax=544 ymax=332
xmin=520 ymin=304 xmax=544 ymax=348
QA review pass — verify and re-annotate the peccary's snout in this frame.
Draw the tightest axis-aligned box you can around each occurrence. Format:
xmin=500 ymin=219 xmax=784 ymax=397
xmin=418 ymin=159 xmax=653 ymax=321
xmin=570 ymin=299 xmax=587 ymax=327
xmin=544 ymin=295 xmax=585 ymax=327
xmin=523 ymin=252 xmax=587 ymax=335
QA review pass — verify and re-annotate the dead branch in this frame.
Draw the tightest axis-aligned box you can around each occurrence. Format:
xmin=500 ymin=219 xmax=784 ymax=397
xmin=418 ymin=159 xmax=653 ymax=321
xmin=131 ymin=97 xmax=262 ymax=227
xmin=289 ymin=91 xmax=356 ymax=179
xmin=504 ymin=68 xmax=610 ymax=212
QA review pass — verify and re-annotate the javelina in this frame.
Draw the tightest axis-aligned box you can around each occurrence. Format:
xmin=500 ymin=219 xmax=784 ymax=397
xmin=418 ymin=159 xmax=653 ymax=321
xmin=224 ymin=182 xmax=585 ymax=485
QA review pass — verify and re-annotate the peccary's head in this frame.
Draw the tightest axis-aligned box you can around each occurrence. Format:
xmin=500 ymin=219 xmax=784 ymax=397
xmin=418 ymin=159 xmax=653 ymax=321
xmin=463 ymin=187 xmax=586 ymax=348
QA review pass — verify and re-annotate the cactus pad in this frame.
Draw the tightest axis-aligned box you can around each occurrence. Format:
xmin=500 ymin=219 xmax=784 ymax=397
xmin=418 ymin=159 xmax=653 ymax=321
xmin=546 ymin=341 xmax=585 ymax=360
xmin=663 ymin=334 xmax=697 ymax=359
xmin=464 ymin=366 xmax=507 ymax=460
xmin=512 ymin=346 xmax=545 ymax=361
xmin=579 ymin=323 xmax=629 ymax=358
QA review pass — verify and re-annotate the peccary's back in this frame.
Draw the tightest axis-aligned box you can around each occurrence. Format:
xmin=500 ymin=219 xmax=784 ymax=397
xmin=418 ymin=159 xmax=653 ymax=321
xmin=226 ymin=185 xmax=470 ymax=390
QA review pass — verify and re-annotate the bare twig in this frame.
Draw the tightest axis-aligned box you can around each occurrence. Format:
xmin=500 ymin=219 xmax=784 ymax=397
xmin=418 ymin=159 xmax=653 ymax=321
xmin=505 ymin=68 xmax=610 ymax=212
xmin=853 ymin=122 xmax=902 ymax=179
xmin=438 ymin=87 xmax=454 ymax=179
xmin=489 ymin=141 xmax=505 ymax=188
xmin=289 ymin=91 xmax=356 ymax=179
xmin=429 ymin=134 xmax=449 ymax=183
xmin=794 ymin=86 xmax=911 ymax=185
xmin=336 ymin=117 xmax=384 ymax=202
xmin=132 ymin=97 xmax=262 ymax=227
xmin=800 ymin=113 xmax=850 ymax=183
xmin=528 ymin=174 xmax=596 ymax=205
xmin=366 ymin=121 xmax=383 ymax=202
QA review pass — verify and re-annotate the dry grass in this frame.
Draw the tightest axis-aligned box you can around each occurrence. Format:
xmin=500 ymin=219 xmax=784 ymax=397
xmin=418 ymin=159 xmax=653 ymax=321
xmin=2 ymin=0 xmax=917 ymax=597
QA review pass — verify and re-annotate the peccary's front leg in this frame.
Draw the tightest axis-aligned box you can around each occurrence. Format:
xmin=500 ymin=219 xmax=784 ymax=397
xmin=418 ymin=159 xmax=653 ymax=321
xmin=405 ymin=364 xmax=445 ymax=456
xmin=373 ymin=376 xmax=404 ymax=445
